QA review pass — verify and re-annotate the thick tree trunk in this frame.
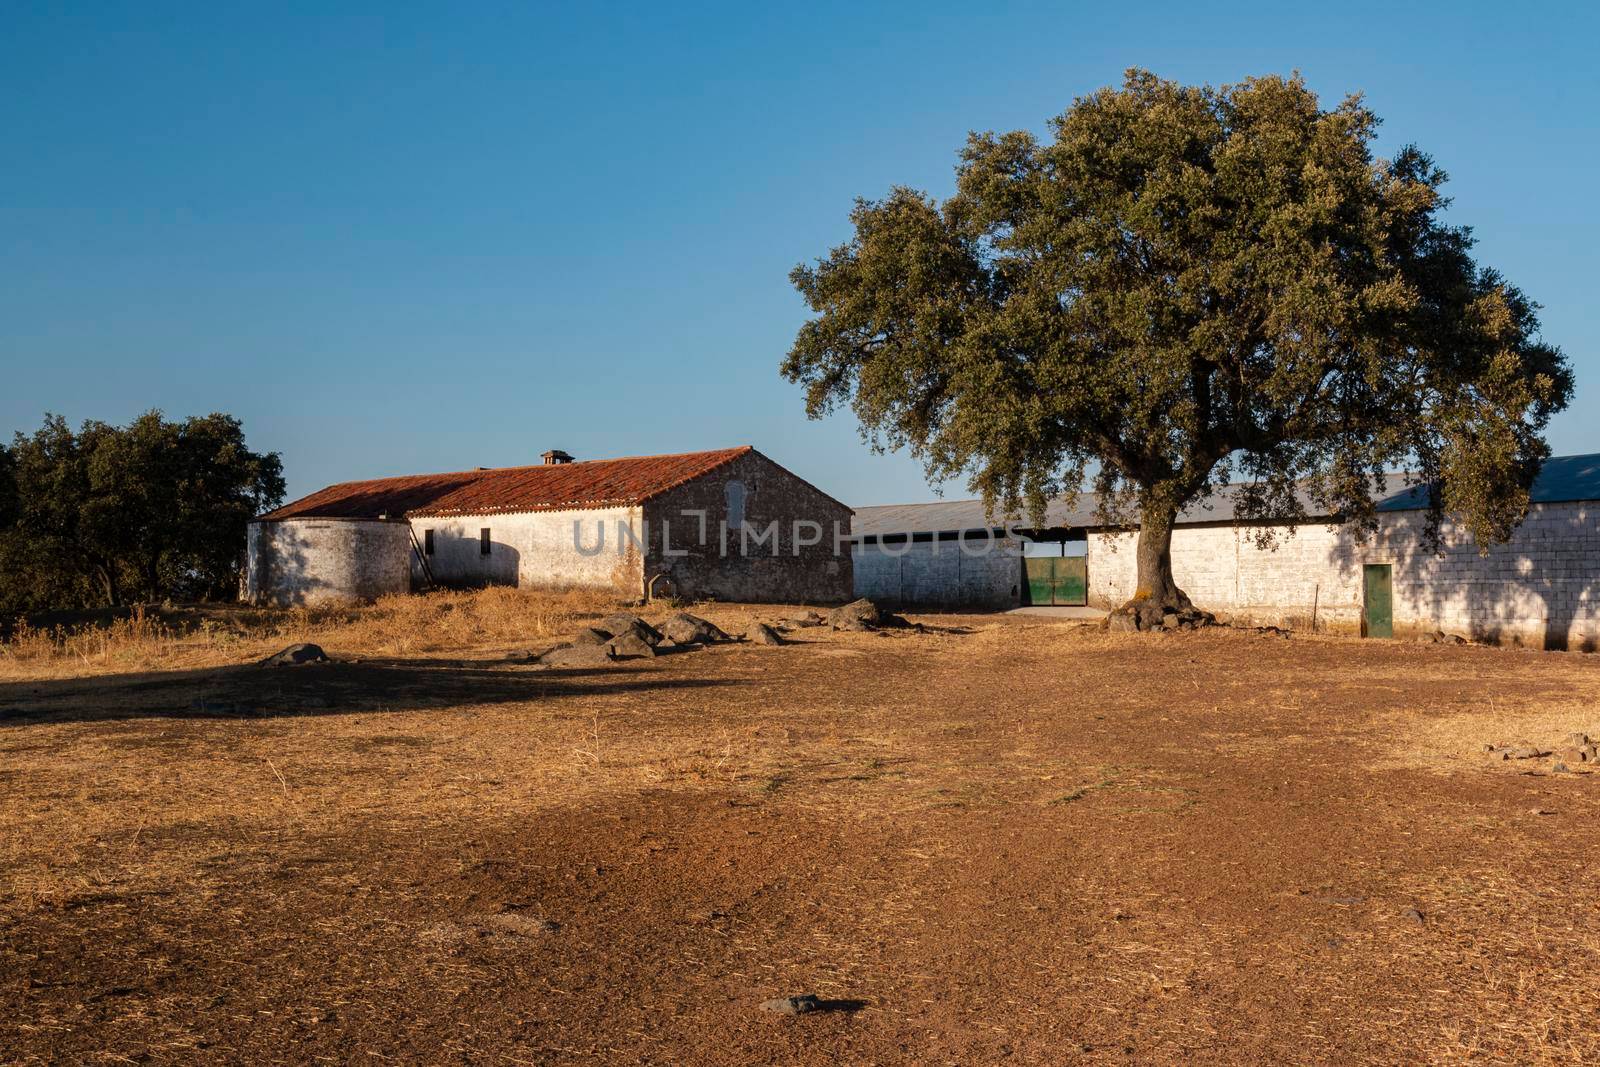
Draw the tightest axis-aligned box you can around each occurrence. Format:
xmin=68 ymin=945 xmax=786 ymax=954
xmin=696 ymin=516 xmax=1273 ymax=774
xmin=1112 ymin=497 xmax=1201 ymax=631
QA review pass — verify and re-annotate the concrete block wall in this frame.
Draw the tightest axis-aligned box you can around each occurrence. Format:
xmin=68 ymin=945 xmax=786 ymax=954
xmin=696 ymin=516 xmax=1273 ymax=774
xmin=1088 ymin=502 xmax=1600 ymax=648
xmin=411 ymin=505 xmax=642 ymax=592
xmin=852 ymin=538 xmax=1023 ymax=608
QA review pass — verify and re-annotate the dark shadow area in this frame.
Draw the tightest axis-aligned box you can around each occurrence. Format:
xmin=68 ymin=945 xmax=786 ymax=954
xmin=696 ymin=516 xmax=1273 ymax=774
xmin=1330 ymin=499 xmax=1599 ymax=651
xmin=813 ymin=998 xmax=870 ymax=1015
xmin=0 ymin=657 xmax=735 ymax=728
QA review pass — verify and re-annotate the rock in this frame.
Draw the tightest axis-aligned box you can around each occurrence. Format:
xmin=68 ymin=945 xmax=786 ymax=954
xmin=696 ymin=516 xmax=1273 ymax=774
xmin=571 ymin=627 xmax=613 ymax=646
xmin=830 ymin=598 xmax=885 ymax=628
xmin=1505 ymin=743 xmax=1547 ymax=760
xmin=607 ymin=631 xmax=658 ymax=659
xmin=660 ymin=611 xmax=734 ymax=645
xmin=539 ymin=643 xmax=616 ymax=667
xmin=1555 ymin=746 xmax=1588 ymax=765
xmin=784 ymin=611 xmax=826 ymax=628
xmin=1162 ymin=612 xmax=1180 ymax=630
xmin=1107 ymin=612 xmax=1138 ymax=634
xmin=1553 ymin=761 xmax=1572 ymax=773
xmin=1566 ymin=732 xmax=1593 ymax=748
xmin=600 ymin=614 xmax=663 ymax=647
xmin=503 ymin=650 xmax=537 ymax=663
xmin=1401 ymin=906 xmax=1426 ymax=924
xmin=833 ymin=616 xmax=871 ymax=632
xmin=760 ymin=994 xmax=821 ymax=1015
xmin=262 ymin=643 xmax=328 ymax=667
xmin=748 ymin=623 xmax=784 ymax=646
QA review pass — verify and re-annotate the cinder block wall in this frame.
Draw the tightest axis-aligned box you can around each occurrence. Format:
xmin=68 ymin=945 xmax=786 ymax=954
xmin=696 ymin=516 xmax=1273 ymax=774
xmin=410 ymin=505 xmax=641 ymax=592
xmin=245 ymin=518 xmax=412 ymax=606
xmin=1088 ymin=502 xmax=1600 ymax=649
xmin=852 ymin=538 xmax=1022 ymax=608
xmin=643 ymin=450 xmax=853 ymax=604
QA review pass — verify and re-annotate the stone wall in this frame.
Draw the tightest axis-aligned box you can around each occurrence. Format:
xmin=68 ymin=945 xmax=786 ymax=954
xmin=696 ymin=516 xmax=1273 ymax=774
xmin=245 ymin=518 xmax=412 ymax=606
xmin=409 ymin=505 xmax=642 ymax=593
xmin=641 ymin=450 xmax=853 ymax=604
xmin=1088 ymin=501 xmax=1600 ymax=649
xmin=853 ymin=536 xmax=1023 ymax=608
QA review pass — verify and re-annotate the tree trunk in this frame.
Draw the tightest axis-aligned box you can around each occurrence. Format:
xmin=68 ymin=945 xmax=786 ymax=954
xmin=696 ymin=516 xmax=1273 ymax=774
xmin=1116 ymin=497 xmax=1197 ymax=629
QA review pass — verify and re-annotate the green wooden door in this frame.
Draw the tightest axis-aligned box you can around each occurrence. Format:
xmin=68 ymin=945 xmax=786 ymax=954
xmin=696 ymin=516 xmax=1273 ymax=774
xmin=1023 ymin=557 xmax=1088 ymax=606
xmin=1363 ymin=564 xmax=1393 ymax=638
xmin=1052 ymin=557 xmax=1087 ymax=606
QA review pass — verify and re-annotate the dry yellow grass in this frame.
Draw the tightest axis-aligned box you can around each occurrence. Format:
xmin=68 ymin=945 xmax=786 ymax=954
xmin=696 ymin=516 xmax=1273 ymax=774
xmin=0 ymin=585 xmax=624 ymax=682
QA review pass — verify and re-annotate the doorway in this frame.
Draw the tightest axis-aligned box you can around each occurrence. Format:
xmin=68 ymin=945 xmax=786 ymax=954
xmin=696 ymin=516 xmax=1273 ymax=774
xmin=1363 ymin=564 xmax=1393 ymax=638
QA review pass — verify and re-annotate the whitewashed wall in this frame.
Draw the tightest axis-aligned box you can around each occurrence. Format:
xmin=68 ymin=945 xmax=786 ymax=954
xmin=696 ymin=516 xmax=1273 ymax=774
xmin=1088 ymin=501 xmax=1600 ymax=649
xmin=245 ymin=518 xmax=412 ymax=606
xmin=410 ymin=505 xmax=642 ymax=592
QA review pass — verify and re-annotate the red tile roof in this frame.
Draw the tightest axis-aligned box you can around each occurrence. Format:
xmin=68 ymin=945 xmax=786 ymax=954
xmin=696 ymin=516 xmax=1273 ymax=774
xmin=260 ymin=447 xmax=755 ymax=520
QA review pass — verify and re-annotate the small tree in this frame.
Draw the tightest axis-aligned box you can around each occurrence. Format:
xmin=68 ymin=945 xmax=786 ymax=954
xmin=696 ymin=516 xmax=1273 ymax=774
xmin=783 ymin=70 xmax=1571 ymax=625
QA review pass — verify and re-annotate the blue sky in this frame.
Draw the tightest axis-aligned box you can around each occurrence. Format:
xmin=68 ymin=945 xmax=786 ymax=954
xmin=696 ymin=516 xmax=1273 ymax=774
xmin=4 ymin=2 xmax=1597 ymax=507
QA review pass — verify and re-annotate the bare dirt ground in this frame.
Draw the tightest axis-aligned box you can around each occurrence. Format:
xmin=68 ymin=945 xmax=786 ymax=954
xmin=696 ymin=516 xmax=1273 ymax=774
xmin=3 ymin=606 xmax=1599 ymax=1064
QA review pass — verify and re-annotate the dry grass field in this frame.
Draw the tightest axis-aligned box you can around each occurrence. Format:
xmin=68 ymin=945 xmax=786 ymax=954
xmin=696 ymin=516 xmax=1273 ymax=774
xmin=3 ymin=592 xmax=1599 ymax=1064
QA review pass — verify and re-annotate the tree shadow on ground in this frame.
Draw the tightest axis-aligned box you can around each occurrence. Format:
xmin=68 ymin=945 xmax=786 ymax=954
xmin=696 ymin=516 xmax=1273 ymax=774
xmin=0 ymin=656 xmax=734 ymax=728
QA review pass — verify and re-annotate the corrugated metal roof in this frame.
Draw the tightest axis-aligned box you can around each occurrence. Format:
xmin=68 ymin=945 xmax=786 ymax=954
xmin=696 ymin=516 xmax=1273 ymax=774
xmin=851 ymin=454 xmax=1600 ymax=538
xmin=261 ymin=447 xmax=754 ymax=520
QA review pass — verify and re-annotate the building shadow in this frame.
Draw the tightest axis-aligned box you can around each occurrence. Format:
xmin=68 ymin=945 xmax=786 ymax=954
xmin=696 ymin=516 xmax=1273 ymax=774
xmin=0 ymin=657 xmax=735 ymax=728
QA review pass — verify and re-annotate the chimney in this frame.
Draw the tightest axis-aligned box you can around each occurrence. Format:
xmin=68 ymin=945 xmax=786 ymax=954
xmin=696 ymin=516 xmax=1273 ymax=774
xmin=542 ymin=449 xmax=574 ymax=465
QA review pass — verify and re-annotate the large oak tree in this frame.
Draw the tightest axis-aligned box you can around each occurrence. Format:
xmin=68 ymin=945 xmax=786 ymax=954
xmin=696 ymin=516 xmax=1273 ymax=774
xmin=784 ymin=70 xmax=1571 ymax=625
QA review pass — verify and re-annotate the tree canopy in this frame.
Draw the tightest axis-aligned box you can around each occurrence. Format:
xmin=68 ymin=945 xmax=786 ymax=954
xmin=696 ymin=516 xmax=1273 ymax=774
xmin=783 ymin=69 xmax=1571 ymax=623
xmin=0 ymin=411 xmax=284 ymax=613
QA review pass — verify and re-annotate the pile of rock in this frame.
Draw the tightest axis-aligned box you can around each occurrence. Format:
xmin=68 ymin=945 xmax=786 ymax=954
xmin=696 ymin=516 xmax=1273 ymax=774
xmin=1105 ymin=607 xmax=1215 ymax=634
xmin=1484 ymin=732 xmax=1597 ymax=772
xmin=1417 ymin=631 xmax=1468 ymax=645
xmin=536 ymin=610 xmax=740 ymax=666
xmin=538 ymin=613 xmax=664 ymax=666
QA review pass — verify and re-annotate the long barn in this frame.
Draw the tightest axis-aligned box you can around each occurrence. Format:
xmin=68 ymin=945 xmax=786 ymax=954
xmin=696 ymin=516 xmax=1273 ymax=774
xmin=850 ymin=454 xmax=1600 ymax=649
xmin=246 ymin=447 xmax=852 ymax=607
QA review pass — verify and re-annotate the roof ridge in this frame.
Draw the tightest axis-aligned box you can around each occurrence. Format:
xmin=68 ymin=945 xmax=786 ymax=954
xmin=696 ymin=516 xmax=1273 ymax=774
xmin=314 ymin=445 xmax=752 ymax=490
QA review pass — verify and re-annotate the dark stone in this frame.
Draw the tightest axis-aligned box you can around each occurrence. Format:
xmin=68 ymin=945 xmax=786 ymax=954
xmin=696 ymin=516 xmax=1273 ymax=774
xmin=830 ymin=598 xmax=885 ymax=628
xmin=760 ymin=994 xmax=821 ymax=1015
xmin=571 ymin=627 xmax=613 ymax=646
xmin=539 ymin=643 xmax=616 ymax=667
xmin=748 ymin=623 xmax=784 ymax=646
xmin=262 ymin=643 xmax=328 ymax=667
xmin=1401 ymin=906 xmax=1426 ymax=924
xmin=661 ymin=612 xmax=733 ymax=645
xmin=600 ymin=614 xmax=663 ymax=647
xmin=607 ymin=631 xmax=658 ymax=659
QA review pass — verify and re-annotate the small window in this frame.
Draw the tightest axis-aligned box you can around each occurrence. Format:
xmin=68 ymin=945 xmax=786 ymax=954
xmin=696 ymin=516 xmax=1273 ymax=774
xmin=480 ymin=528 xmax=491 ymax=556
xmin=423 ymin=529 xmax=435 ymax=556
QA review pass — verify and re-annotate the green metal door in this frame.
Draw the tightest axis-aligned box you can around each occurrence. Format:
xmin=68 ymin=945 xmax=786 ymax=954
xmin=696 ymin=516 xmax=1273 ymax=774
xmin=1363 ymin=564 xmax=1393 ymax=638
xmin=1023 ymin=557 xmax=1088 ymax=606
xmin=1025 ymin=558 xmax=1055 ymax=606
xmin=1052 ymin=557 xmax=1087 ymax=606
